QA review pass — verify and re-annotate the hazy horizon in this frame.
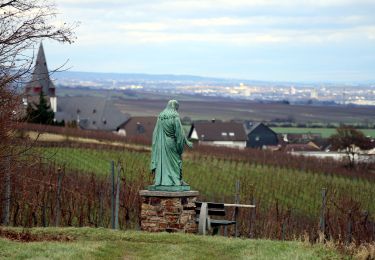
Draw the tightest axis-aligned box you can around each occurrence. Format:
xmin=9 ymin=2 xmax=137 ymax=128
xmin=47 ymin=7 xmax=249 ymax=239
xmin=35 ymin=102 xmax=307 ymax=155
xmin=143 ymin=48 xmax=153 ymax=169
xmin=54 ymin=70 xmax=375 ymax=85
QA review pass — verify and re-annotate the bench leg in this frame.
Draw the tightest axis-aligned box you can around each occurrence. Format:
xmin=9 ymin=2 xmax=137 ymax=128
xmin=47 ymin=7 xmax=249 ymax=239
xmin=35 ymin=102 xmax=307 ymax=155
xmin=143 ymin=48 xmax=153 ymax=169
xmin=212 ymin=226 xmax=220 ymax=236
xmin=198 ymin=202 xmax=208 ymax=235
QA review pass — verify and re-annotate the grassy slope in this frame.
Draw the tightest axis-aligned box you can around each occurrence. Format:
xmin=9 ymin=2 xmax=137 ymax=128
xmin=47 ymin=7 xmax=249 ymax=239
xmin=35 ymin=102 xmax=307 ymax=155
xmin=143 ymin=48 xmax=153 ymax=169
xmin=271 ymin=127 xmax=375 ymax=138
xmin=36 ymin=147 xmax=375 ymax=218
xmin=0 ymin=227 xmax=343 ymax=260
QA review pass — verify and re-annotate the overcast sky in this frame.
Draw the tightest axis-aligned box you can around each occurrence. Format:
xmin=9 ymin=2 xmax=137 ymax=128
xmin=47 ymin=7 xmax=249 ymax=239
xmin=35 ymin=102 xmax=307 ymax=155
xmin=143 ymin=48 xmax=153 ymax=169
xmin=44 ymin=0 xmax=375 ymax=83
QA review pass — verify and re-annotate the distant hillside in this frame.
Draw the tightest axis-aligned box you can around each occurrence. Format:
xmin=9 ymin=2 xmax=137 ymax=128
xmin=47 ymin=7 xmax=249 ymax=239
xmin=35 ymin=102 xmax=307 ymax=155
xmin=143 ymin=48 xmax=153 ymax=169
xmin=53 ymin=70 xmax=296 ymax=86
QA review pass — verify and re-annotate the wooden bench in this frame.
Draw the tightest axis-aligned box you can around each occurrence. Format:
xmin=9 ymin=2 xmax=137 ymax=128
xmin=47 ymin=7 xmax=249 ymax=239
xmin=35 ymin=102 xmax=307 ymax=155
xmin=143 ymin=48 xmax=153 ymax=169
xmin=195 ymin=201 xmax=236 ymax=235
xmin=195 ymin=201 xmax=256 ymax=235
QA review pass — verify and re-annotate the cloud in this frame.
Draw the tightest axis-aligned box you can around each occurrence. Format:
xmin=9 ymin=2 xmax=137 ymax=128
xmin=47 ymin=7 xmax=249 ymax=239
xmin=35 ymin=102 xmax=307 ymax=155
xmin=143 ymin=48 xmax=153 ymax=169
xmin=114 ymin=15 xmax=374 ymax=33
xmin=49 ymin=0 xmax=375 ymax=81
xmin=65 ymin=1 xmax=374 ymax=46
xmin=74 ymin=24 xmax=375 ymax=46
xmin=58 ymin=0 xmax=374 ymax=11
xmin=55 ymin=0 xmax=375 ymax=41
xmin=57 ymin=0 xmax=375 ymax=18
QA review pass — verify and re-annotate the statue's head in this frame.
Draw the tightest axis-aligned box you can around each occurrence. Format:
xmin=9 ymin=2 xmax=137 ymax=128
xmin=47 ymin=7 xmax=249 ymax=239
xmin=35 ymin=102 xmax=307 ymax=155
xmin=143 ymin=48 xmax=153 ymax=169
xmin=167 ymin=100 xmax=179 ymax=111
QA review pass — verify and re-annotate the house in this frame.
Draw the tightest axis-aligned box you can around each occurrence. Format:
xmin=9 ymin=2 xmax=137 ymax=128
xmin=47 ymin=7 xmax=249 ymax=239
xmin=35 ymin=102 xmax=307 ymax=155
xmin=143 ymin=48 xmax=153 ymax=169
xmin=117 ymin=116 xmax=157 ymax=141
xmin=188 ymin=120 xmax=247 ymax=148
xmin=55 ymin=96 xmax=129 ymax=131
xmin=246 ymin=122 xmax=279 ymax=148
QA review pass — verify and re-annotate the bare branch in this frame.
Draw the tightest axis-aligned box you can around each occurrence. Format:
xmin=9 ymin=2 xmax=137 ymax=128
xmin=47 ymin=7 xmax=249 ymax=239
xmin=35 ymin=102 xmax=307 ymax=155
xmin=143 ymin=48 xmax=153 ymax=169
xmin=0 ymin=0 xmax=77 ymax=159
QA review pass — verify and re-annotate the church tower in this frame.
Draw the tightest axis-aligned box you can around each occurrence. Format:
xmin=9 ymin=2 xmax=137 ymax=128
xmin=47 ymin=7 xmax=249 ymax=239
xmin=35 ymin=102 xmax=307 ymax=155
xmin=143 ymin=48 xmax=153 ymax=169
xmin=24 ymin=43 xmax=57 ymax=112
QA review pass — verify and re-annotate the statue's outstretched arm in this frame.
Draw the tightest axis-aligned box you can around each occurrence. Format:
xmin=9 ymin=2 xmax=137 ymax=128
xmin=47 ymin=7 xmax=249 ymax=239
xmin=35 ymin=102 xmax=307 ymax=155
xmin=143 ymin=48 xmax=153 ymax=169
xmin=175 ymin=117 xmax=192 ymax=153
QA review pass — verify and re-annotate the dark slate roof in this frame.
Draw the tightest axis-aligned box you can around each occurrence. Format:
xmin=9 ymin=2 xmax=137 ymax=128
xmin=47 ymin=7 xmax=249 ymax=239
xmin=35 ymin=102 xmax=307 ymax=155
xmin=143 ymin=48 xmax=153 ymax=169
xmin=117 ymin=116 xmax=157 ymax=140
xmin=246 ymin=122 xmax=278 ymax=135
xmin=55 ymin=96 xmax=129 ymax=131
xmin=25 ymin=43 xmax=55 ymax=97
xmin=189 ymin=121 xmax=247 ymax=141
xmin=247 ymin=122 xmax=262 ymax=133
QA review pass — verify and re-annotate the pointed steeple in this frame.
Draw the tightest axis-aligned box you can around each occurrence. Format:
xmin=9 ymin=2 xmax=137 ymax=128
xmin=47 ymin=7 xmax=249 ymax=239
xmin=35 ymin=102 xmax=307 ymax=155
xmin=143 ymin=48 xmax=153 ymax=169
xmin=25 ymin=42 xmax=55 ymax=97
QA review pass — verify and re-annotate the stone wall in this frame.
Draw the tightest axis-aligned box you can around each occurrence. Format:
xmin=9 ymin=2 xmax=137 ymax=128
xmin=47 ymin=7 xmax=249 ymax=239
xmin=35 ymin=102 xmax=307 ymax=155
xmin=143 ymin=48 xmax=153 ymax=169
xmin=139 ymin=190 xmax=198 ymax=233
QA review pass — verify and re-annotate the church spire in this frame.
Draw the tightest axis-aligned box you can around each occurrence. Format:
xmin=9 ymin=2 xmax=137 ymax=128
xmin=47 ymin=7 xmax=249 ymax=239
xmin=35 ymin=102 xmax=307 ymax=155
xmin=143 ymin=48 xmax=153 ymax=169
xmin=25 ymin=42 xmax=55 ymax=97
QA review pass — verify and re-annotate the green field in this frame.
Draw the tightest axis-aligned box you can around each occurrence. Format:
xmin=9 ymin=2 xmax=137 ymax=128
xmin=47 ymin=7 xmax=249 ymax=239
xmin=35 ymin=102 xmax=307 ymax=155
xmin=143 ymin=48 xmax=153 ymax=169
xmin=0 ymin=227 xmax=343 ymax=259
xmin=271 ymin=127 xmax=375 ymax=138
xmin=37 ymin=146 xmax=375 ymax=218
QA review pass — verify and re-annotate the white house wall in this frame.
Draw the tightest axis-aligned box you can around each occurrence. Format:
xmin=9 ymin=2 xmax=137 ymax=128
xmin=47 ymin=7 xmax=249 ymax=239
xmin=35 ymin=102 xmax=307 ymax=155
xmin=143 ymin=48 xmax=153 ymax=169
xmin=191 ymin=128 xmax=198 ymax=140
xmin=50 ymin=97 xmax=57 ymax=113
xmin=200 ymin=141 xmax=246 ymax=149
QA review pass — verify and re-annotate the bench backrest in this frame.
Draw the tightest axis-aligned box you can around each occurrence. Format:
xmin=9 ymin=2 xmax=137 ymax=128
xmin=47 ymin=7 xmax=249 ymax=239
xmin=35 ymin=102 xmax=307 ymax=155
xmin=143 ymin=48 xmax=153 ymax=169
xmin=195 ymin=201 xmax=226 ymax=216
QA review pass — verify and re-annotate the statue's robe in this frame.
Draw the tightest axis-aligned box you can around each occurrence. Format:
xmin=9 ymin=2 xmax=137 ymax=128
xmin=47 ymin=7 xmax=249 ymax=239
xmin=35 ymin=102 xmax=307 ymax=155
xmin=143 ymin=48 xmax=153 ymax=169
xmin=150 ymin=104 xmax=187 ymax=186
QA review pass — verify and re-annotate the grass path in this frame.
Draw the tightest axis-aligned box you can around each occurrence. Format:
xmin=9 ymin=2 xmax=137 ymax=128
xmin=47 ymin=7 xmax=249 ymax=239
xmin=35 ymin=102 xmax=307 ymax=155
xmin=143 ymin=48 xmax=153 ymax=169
xmin=0 ymin=227 xmax=343 ymax=260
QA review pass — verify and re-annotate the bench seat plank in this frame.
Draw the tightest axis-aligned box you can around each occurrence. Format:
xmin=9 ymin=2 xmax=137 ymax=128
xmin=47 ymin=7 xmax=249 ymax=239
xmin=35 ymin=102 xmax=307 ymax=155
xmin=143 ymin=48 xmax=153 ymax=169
xmin=195 ymin=208 xmax=226 ymax=216
xmin=195 ymin=202 xmax=225 ymax=209
xmin=195 ymin=218 xmax=236 ymax=226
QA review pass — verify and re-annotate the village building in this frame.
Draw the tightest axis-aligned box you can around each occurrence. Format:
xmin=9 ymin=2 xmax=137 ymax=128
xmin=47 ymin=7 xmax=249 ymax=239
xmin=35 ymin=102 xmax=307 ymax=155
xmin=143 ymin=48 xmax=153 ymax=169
xmin=188 ymin=120 xmax=247 ymax=148
xmin=24 ymin=43 xmax=57 ymax=112
xmin=24 ymin=42 xmax=129 ymax=131
xmin=55 ymin=96 xmax=129 ymax=131
xmin=117 ymin=116 xmax=157 ymax=140
xmin=245 ymin=122 xmax=279 ymax=148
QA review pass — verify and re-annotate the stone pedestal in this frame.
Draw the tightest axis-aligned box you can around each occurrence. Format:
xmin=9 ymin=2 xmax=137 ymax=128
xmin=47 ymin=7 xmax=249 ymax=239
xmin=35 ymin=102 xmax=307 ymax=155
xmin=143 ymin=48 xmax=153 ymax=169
xmin=139 ymin=190 xmax=199 ymax=233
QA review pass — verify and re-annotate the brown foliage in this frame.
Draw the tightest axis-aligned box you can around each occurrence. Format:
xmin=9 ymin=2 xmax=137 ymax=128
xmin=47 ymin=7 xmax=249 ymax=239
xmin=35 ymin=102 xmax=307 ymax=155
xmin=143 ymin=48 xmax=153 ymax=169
xmin=0 ymin=86 xmax=19 ymax=158
xmin=330 ymin=126 xmax=374 ymax=168
xmin=200 ymin=192 xmax=375 ymax=243
xmin=330 ymin=126 xmax=373 ymax=151
xmin=192 ymin=144 xmax=375 ymax=180
xmin=0 ymin=157 xmax=148 ymax=230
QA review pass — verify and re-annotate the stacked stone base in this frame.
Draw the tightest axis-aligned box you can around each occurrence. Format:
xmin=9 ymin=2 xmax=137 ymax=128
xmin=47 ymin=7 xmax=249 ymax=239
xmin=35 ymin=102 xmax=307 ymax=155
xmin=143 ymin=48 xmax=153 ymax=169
xmin=139 ymin=190 xmax=199 ymax=233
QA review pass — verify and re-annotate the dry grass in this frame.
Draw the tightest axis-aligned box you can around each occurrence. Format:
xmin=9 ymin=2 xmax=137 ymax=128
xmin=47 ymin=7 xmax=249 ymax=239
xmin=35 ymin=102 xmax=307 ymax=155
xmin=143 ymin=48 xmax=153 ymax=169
xmin=308 ymin=232 xmax=375 ymax=260
xmin=26 ymin=131 xmax=150 ymax=151
xmin=354 ymin=243 xmax=375 ymax=259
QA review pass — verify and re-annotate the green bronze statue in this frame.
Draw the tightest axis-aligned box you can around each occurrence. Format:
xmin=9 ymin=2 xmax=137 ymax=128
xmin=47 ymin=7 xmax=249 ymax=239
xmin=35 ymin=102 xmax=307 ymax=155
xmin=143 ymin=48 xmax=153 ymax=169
xmin=149 ymin=100 xmax=193 ymax=191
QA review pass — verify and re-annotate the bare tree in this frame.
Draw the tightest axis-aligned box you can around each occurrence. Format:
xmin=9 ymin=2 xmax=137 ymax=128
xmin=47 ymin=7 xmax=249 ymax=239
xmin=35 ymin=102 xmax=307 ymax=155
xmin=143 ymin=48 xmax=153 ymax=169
xmin=329 ymin=126 xmax=373 ymax=168
xmin=0 ymin=0 xmax=76 ymax=158
xmin=0 ymin=0 xmax=76 ymax=85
